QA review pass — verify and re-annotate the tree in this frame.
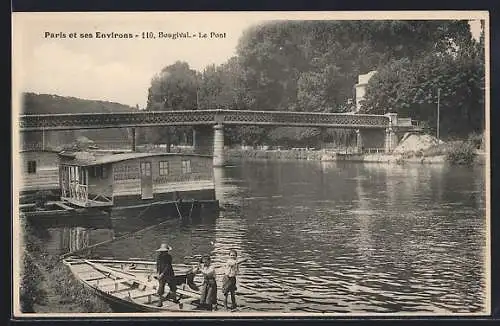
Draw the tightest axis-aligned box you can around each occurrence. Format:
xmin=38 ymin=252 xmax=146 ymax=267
xmin=199 ymin=57 xmax=253 ymax=110
xmin=360 ymin=26 xmax=485 ymax=138
xmin=145 ymin=61 xmax=199 ymax=148
xmin=235 ymin=20 xmax=472 ymax=114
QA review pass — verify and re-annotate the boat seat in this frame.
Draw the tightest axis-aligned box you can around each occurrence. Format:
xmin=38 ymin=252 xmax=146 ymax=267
xmin=132 ymin=290 xmax=158 ymax=300
xmin=85 ymin=276 xmax=108 ymax=282
xmin=176 ymin=288 xmax=200 ymax=299
xmin=93 ymin=278 xmax=124 ymax=288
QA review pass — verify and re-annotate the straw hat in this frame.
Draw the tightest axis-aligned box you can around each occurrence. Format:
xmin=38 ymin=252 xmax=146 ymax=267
xmin=155 ymin=243 xmax=172 ymax=252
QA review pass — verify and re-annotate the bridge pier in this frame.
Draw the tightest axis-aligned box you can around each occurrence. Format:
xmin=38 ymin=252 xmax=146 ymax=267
xmin=130 ymin=127 xmax=136 ymax=152
xmin=385 ymin=128 xmax=398 ymax=153
xmin=384 ymin=113 xmax=399 ymax=153
xmin=213 ymin=123 xmax=225 ymax=167
xmin=356 ymin=129 xmax=363 ymax=153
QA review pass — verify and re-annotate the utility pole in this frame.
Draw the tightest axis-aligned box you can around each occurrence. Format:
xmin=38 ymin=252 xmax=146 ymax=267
xmin=437 ymin=88 xmax=441 ymax=142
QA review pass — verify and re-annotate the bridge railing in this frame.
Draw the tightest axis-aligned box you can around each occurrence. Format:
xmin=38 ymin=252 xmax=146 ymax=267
xmin=221 ymin=110 xmax=389 ymax=128
xmin=19 ymin=109 xmax=392 ymax=131
xmin=363 ymin=148 xmax=385 ymax=154
xmin=396 ymin=118 xmax=421 ymax=128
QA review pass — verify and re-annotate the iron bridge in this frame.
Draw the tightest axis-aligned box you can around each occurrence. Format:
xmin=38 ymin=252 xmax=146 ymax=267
xmin=19 ymin=109 xmax=395 ymax=132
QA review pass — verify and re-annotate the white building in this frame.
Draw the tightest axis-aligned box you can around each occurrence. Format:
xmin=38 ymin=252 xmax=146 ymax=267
xmin=354 ymin=70 xmax=377 ymax=113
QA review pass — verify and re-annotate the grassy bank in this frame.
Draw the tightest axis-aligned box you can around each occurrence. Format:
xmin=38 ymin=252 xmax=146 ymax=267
xmin=397 ymin=140 xmax=480 ymax=166
xmin=19 ymin=216 xmax=112 ymax=313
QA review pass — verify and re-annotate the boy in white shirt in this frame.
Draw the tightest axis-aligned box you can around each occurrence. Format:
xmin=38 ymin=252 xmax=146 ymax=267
xmin=222 ymin=249 xmax=248 ymax=310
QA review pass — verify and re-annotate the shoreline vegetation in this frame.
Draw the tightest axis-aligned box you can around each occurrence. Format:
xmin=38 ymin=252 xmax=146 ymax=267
xmin=19 ymin=216 xmax=112 ymax=313
xmin=225 ymin=138 xmax=485 ymax=166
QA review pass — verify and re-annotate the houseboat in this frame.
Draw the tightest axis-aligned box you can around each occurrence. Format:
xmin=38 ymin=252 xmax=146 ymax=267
xmin=57 ymin=151 xmax=219 ymax=220
xmin=19 ymin=149 xmax=61 ymax=195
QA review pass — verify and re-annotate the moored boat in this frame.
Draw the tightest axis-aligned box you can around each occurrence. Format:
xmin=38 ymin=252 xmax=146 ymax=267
xmin=63 ymin=258 xmax=229 ymax=312
xmin=20 ymin=201 xmax=110 ymax=226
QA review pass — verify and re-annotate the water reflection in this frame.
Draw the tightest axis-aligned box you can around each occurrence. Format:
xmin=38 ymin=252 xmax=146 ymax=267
xmin=41 ymin=226 xmax=114 ymax=256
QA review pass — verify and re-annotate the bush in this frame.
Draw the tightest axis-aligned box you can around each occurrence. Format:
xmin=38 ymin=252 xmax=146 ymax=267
xmin=468 ymin=132 xmax=484 ymax=150
xmin=20 ymin=253 xmax=46 ymax=312
xmin=422 ymin=144 xmax=447 ymax=157
xmin=446 ymin=141 xmax=476 ymax=165
xmin=20 ymin=218 xmax=112 ymax=313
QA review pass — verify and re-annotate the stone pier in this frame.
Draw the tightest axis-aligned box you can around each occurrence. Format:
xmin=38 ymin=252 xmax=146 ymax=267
xmin=356 ymin=129 xmax=363 ymax=153
xmin=212 ymin=123 xmax=225 ymax=167
xmin=130 ymin=127 xmax=136 ymax=151
xmin=384 ymin=113 xmax=399 ymax=153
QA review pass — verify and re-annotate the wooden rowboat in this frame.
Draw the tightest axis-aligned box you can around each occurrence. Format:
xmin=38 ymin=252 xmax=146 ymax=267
xmin=63 ymin=258 xmax=223 ymax=312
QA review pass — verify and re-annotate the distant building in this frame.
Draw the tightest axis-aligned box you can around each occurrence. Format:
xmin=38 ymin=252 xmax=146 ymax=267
xmin=354 ymin=70 xmax=377 ymax=113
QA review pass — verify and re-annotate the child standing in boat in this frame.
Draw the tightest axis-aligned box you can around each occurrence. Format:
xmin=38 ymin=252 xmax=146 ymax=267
xmin=194 ymin=254 xmax=218 ymax=310
xmin=222 ymin=249 xmax=248 ymax=310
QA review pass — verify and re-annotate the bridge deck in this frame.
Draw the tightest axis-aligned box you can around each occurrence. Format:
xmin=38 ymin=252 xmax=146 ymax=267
xmin=19 ymin=110 xmax=395 ymax=131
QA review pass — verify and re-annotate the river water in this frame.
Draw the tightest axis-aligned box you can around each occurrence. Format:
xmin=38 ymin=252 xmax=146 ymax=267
xmin=38 ymin=160 xmax=488 ymax=314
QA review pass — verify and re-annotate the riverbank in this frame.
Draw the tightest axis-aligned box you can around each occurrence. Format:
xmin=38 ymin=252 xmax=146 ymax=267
xmin=226 ymin=148 xmax=485 ymax=165
xmin=19 ymin=216 xmax=112 ymax=313
xmin=226 ymin=133 xmax=486 ymax=166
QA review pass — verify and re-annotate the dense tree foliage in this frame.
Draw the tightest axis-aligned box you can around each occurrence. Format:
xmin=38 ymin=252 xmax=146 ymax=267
xmin=143 ymin=61 xmax=200 ymax=149
xmin=361 ymin=21 xmax=484 ymax=139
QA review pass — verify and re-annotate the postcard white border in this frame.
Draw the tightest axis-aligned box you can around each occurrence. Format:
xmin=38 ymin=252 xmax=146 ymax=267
xmin=11 ymin=10 xmax=491 ymax=318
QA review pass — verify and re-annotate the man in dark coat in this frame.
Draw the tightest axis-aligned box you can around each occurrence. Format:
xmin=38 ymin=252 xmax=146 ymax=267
xmin=155 ymin=243 xmax=178 ymax=306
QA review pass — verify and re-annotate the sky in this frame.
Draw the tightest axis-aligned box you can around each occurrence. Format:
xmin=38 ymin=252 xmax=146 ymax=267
xmin=12 ymin=12 xmax=486 ymax=109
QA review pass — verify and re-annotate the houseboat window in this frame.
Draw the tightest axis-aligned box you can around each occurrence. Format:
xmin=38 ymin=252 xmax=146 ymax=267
xmin=159 ymin=161 xmax=169 ymax=176
xmin=140 ymin=162 xmax=151 ymax=176
xmin=92 ymin=166 xmax=107 ymax=179
xmin=181 ymin=160 xmax=191 ymax=174
xmin=27 ymin=160 xmax=37 ymax=174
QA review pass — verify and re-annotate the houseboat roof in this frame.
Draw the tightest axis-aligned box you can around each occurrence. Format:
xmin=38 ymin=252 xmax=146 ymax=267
xmin=20 ymin=149 xmax=61 ymax=154
xmin=58 ymin=151 xmax=212 ymax=166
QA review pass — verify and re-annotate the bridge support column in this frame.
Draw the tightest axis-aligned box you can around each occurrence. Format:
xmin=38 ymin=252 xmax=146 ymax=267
xmin=213 ymin=123 xmax=226 ymax=167
xmin=356 ymin=129 xmax=363 ymax=153
xmin=130 ymin=127 xmax=136 ymax=152
xmin=385 ymin=128 xmax=398 ymax=153
xmin=384 ymin=113 xmax=399 ymax=153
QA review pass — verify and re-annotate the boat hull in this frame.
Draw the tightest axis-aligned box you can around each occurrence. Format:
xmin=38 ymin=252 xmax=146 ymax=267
xmin=63 ymin=258 xmax=215 ymax=313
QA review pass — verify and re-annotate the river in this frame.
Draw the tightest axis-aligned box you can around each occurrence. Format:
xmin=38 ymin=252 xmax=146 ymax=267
xmin=38 ymin=160 xmax=488 ymax=314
